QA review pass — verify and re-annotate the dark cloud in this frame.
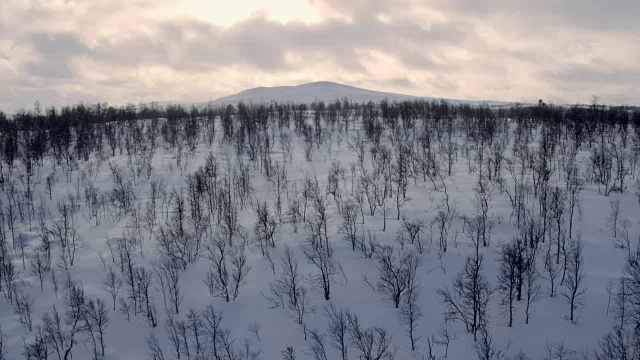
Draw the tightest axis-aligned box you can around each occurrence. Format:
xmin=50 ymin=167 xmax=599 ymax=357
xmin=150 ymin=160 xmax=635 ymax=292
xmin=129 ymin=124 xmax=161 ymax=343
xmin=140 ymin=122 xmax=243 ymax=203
xmin=387 ymin=77 xmax=416 ymax=88
xmin=29 ymin=32 xmax=88 ymax=58
xmin=21 ymin=32 xmax=88 ymax=79
xmin=547 ymin=64 xmax=640 ymax=85
xmin=24 ymin=60 xmax=75 ymax=78
xmin=431 ymin=0 xmax=640 ymax=32
xmin=82 ymin=12 xmax=470 ymax=74
xmin=358 ymin=77 xmax=418 ymax=89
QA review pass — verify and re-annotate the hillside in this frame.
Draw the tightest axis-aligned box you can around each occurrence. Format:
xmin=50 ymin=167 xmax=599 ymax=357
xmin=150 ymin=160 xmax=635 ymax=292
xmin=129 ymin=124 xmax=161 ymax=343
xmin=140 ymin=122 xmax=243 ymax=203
xmin=213 ymin=81 xmax=422 ymax=104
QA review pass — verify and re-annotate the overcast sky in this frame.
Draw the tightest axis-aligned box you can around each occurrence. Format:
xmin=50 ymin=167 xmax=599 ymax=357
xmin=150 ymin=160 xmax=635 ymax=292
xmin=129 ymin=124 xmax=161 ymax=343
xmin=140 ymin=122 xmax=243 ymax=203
xmin=1 ymin=0 xmax=639 ymax=112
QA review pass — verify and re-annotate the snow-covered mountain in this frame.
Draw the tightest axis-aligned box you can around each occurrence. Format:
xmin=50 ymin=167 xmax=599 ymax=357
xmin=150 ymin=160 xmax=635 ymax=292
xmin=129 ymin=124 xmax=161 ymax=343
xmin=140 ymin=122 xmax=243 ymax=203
xmin=212 ymin=81 xmax=514 ymax=106
xmin=213 ymin=81 xmax=422 ymax=104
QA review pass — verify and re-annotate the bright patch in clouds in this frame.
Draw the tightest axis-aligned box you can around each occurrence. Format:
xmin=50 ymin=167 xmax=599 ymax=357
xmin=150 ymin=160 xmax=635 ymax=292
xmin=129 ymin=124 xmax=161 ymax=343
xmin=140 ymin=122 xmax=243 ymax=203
xmin=0 ymin=0 xmax=639 ymax=112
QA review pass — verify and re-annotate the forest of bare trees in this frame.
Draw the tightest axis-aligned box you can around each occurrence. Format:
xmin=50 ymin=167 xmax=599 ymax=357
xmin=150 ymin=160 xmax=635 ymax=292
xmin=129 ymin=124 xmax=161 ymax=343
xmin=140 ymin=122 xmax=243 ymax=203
xmin=0 ymin=98 xmax=638 ymax=359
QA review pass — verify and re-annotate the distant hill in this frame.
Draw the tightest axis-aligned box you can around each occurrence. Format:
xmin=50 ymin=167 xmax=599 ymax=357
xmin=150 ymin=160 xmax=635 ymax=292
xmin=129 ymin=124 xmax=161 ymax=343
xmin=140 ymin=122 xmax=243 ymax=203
xmin=213 ymin=81 xmax=422 ymax=104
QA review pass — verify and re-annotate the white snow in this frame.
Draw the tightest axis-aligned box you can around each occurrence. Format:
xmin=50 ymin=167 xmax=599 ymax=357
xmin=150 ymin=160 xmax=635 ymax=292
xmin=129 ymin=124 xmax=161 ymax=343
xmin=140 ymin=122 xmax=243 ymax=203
xmin=0 ymin=110 xmax=630 ymax=360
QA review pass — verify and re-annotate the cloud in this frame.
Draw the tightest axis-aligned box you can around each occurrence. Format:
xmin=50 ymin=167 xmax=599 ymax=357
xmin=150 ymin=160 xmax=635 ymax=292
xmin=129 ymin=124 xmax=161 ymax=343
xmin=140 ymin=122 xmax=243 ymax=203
xmin=0 ymin=0 xmax=638 ymax=112
xmin=431 ymin=0 xmax=640 ymax=32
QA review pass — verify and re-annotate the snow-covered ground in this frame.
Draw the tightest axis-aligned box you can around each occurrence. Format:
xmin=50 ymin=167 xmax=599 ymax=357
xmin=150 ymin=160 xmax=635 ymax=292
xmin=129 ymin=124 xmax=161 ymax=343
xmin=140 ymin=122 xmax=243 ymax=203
xmin=0 ymin=109 xmax=633 ymax=359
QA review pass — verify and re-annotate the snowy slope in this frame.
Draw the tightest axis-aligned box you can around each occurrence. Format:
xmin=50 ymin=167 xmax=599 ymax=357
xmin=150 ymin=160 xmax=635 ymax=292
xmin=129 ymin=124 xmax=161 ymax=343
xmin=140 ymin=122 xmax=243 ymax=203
xmin=212 ymin=81 xmax=516 ymax=107
xmin=213 ymin=81 xmax=422 ymax=104
xmin=0 ymin=110 xmax=629 ymax=360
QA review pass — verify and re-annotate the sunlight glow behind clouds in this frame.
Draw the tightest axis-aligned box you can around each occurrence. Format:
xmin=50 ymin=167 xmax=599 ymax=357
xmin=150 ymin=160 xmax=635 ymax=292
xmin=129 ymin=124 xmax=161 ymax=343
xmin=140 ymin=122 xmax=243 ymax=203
xmin=0 ymin=0 xmax=638 ymax=112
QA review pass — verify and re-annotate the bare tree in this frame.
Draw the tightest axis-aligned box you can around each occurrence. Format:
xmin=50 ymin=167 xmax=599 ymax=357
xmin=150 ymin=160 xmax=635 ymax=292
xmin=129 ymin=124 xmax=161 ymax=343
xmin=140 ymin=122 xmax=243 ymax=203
xmin=398 ymin=262 xmax=421 ymax=351
xmin=392 ymin=142 xmax=411 ymax=220
xmin=112 ymin=234 xmax=139 ymax=315
xmin=136 ymin=267 xmax=158 ymax=327
xmin=42 ymin=278 xmax=86 ymax=360
xmin=605 ymin=278 xmax=615 ymax=317
xmin=302 ymin=219 xmax=342 ymax=301
xmin=606 ymin=199 xmax=622 ymax=241
xmin=156 ymin=257 xmax=183 ymax=314
xmin=306 ymin=330 xmax=330 ymax=360
xmin=497 ymin=241 xmax=518 ymax=327
xmin=470 ymin=178 xmax=495 ymax=247
xmin=548 ymin=187 xmax=566 ymax=265
xmin=254 ymin=201 xmax=278 ymax=255
xmin=164 ymin=312 xmax=182 ymax=359
xmin=0 ymin=254 xmax=16 ymax=305
xmin=590 ymin=142 xmax=614 ymax=196
xmin=340 ymin=200 xmax=360 ymax=251
xmin=565 ymin=159 xmax=583 ymax=240
xmin=542 ymin=341 xmax=577 ymax=360
xmin=544 ymin=250 xmax=560 ymax=298
xmin=187 ymin=308 xmax=204 ymax=357
xmin=230 ymin=243 xmax=251 ymax=300
xmin=293 ymin=287 xmax=312 ymax=340
xmin=103 ymin=267 xmax=122 ymax=311
xmin=176 ymin=317 xmax=191 ymax=360
xmin=375 ymin=246 xmax=420 ymax=308
xmin=217 ymin=177 xmax=243 ymax=247
xmin=0 ymin=325 xmax=6 ymax=360
xmin=147 ymin=333 xmax=167 ymax=360
xmin=202 ymin=305 xmax=224 ymax=359
xmin=309 ymin=181 xmax=331 ymax=247
xmin=433 ymin=318 xmax=456 ymax=358
xmin=474 ymin=328 xmax=505 ymax=360
xmin=22 ymin=325 xmax=48 ymax=359
xmin=563 ymin=238 xmax=586 ymax=323
xmin=17 ymin=233 xmax=28 ymax=270
xmin=347 ymin=312 xmax=396 ymax=360
xmin=50 ymin=269 xmax=59 ymax=299
xmin=524 ymin=259 xmax=541 ymax=325
xmin=282 ymin=346 xmax=296 ymax=360
xmin=287 ymin=189 xmax=303 ymax=233
xmin=30 ymin=246 xmax=50 ymax=291
xmin=373 ymin=167 xmax=392 ymax=232
xmin=358 ymin=229 xmax=378 ymax=259
xmin=84 ymin=298 xmax=110 ymax=360
xmin=248 ymin=321 xmax=261 ymax=342
xmin=434 ymin=208 xmax=455 ymax=253
xmin=437 ymin=250 xmax=492 ymax=340
xmin=424 ymin=338 xmax=437 ymax=360
xmin=205 ymin=233 xmax=231 ymax=302
xmin=620 ymin=220 xmax=633 ymax=260
xmin=327 ymin=161 xmax=345 ymax=215
xmin=611 ymin=140 xmax=630 ymax=192
xmin=266 ymin=246 xmax=303 ymax=308
xmin=156 ymin=188 xmax=202 ymax=266
xmin=51 ymin=200 xmax=82 ymax=269
xmin=272 ymin=161 xmax=288 ymax=222
xmin=266 ymin=246 xmax=312 ymax=338
xmin=501 ymin=158 xmax=527 ymax=228
xmin=46 ymin=172 xmax=57 ymax=200
xmin=14 ymin=291 xmax=35 ymax=331
xmin=324 ymin=303 xmax=349 ymax=360
xmin=399 ymin=217 xmax=426 ymax=254
xmin=593 ymin=325 xmax=638 ymax=360
xmin=359 ymin=168 xmax=377 ymax=217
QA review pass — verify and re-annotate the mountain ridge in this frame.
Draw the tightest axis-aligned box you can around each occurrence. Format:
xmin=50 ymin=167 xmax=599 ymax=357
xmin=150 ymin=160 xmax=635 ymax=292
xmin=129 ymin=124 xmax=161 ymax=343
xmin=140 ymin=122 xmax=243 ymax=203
xmin=213 ymin=81 xmax=423 ymax=104
xmin=210 ymin=81 xmax=517 ymax=107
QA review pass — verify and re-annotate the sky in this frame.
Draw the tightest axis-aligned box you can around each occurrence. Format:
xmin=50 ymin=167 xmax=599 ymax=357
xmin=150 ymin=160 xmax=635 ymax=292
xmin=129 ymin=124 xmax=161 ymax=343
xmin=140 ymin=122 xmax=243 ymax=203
xmin=1 ymin=0 xmax=639 ymax=112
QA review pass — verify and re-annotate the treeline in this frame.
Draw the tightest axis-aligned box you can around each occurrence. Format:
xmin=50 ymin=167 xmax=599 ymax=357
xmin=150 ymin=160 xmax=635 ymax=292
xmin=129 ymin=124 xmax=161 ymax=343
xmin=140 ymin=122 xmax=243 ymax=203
xmin=0 ymin=99 xmax=638 ymax=169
